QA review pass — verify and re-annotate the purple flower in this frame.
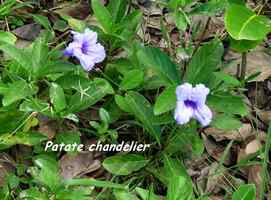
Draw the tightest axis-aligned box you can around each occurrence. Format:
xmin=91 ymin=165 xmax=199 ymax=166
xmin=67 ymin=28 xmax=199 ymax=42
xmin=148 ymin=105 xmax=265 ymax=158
xmin=64 ymin=28 xmax=106 ymax=71
xmin=174 ymin=83 xmax=212 ymax=127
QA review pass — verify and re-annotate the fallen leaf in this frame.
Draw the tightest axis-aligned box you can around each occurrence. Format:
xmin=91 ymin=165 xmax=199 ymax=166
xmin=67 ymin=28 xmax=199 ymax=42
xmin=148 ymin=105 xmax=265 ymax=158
xmin=12 ymin=23 xmax=41 ymax=41
xmin=202 ymin=134 xmax=232 ymax=165
xmin=0 ymin=153 xmax=15 ymax=187
xmin=59 ymin=151 xmax=101 ymax=179
xmin=204 ymin=123 xmax=252 ymax=142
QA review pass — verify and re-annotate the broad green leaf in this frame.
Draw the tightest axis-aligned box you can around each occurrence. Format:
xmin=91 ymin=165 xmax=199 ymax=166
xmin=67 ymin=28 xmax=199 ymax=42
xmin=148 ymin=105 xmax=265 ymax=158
xmin=64 ymin=178 xmax=125 ymax=189
xmin=19 ymin=188 xmax=49 ymax=200
xmin=0 ymin=43 xmax=31 ymax=71
xmin=137 ymin=47 xmax=181 ymax=85
xmin=0 ymin=31 xmax=16 ymax=45
xmin=37 ymin=61 xmax=77 ymax=77
xmin=163 ymin=156 xmax=194 ymax=200
xmin=49 ymin=83 xmax=66 ymax=112
xmin=232 ymin=184 xmax=256 ymax=200
xmin=91 ymin=0 xmax=113 ymax=33
xmin=32 ymin=37 xmax=49 ymax=75
xmin=229 ymin=37 xmax=261 ymax=52
xmin=136 ymin=187 xmax=161 ymax=200
xmin=55 ymin=132 xmax=81 ymax=147
xmin=0 ymin=111 xmax=26 ymax=134
xmin=185 ymin=39 xmax=223 ymax=84
xmin=120 ymin=69 xmax=144 ymax=90
xmin=208 ymin=93 xmax=248 ymax=116
xmin=66 ymin=17 xmax=86 ymax=32
xmin=33 ymin=155 xmax=61 ymax=192
xmin=103 ymin=154 xmax=148 ymax=175
xmin=190 ymin=0 xmax=227 ymax=16
xmin=0 ymin=132 xmax=47 ymax=150
xmin=211 ymin=114 xmax=242 ymax=131
xmin=154 ymin=86 xmax=176 ymax=115
xmin=114 ymin=189 xmax=140 ymax=200
xmin=225 ymin=5 xmax=271 ymax=41
xmin=31 ymin=14 xmax=52 ymax=31
xmin=213 ymin=72 xmax=241 ymax=86
xmin=68 ymin=78 xmax=114 ymax=113
xmin=0 ymin=80 xmax=36 ymax=106
xmin=165 ymin=125 xmax=204 ymax=156
xmin=125 ymin=91 xmax=161 ymax=143
xmin=114 ymin=95 xmax=131 ymax=113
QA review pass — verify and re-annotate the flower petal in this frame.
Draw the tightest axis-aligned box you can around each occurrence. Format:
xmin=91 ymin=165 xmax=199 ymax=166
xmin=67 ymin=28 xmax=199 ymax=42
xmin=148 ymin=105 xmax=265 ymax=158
xmin=73 ymin=49 xmax=95 ymax=71
xmin=193 ymin=104 xmax=212 ymax=127
xmin=84 ymin=43 xmax=106 ymax=63
xmin=63 ymin=42 xmax=81 ymax=56
xmin=83 ymin=28 xmax=98 ymax=44
xmin=176 ymin=83 xmax=193 ymax=101
xmin=191 ymin=84 xmax=209 ymax=106
xmin=174 ymin=101 xmax=194 ymax=125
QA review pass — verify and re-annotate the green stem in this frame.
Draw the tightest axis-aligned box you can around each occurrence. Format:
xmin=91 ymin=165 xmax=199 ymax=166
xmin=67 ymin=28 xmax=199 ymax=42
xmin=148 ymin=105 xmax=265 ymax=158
xmin=240 ymin=52 xmax=247 ymax=81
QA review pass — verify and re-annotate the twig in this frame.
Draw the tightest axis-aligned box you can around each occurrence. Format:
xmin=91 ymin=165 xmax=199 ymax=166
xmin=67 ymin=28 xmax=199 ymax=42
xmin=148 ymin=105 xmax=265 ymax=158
xmin=240 ymin=52 xmax=247 ymax=81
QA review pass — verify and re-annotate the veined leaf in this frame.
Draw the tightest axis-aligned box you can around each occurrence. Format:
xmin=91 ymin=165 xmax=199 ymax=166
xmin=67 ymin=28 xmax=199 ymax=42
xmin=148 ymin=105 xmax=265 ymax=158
xmin=137 ymin=47 xmax=181 ymax=86
xmin=225 ymin=5 xmax=271 ymax=41
xmin=125 ymin=91 xmax=161 ymax=144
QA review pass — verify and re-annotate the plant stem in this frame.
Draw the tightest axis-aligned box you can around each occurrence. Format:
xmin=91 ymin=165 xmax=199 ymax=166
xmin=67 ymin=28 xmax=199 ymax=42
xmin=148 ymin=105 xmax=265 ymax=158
xmin=240 ymin=52 xmax=247 ymax=81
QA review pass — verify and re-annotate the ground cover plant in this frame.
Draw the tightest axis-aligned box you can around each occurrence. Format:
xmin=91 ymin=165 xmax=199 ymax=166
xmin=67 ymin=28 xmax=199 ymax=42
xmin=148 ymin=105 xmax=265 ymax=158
xmin=0 ymin=0 xmax=271 ymax=199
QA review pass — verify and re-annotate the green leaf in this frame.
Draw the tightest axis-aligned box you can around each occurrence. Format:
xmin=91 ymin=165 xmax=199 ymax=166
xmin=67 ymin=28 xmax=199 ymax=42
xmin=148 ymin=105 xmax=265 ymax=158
xmin=65 ymin=16 xmax=86 ymax=32
xmin=0 ymin=31 xmax=16 ymax=45
xmin=114 ymin=189 xmax=140 ymax=200
xmin=103 ymin=154 xmax=149 ymax=175
xmin=68 ymin=78 xmax=114 ymax=113
xmin=33 ymin=155 xmax=61 ymax=192
xmin=64 ymin=178 xmax=125 ymax=189
xmin=225 ymin=5 xmax=271 ymax=41
xmin=211 ymin=114 xmax=242 ymax=131
xmin=185 ymin=39 xmax=223 ymax=84
xmin=91 ymin=0 xmax=113 ymax=33
xmin=208 ymin=93 xmax=248 ymax=117
xmin=108 ymin=0 xmax=128 ymax=23
xmin=31 ymin=37 xmax=49 ymax=75
xmin=125 ymin=91 xmax=161 ymax=143
xmin=229 ymin=37 xmax=261 ymax=52
xmin=55 ymin=132 xmax=81 ymax=148
xmin=0 ymin=132 xmax=47 ymax=150
xmin=120 ymin=69 xmax=144 ymax=90
xmin=31 ymin=14 xmax=52 ymax=32
xmin=137 ymin=47 xmax=181 ymax=85
xmin=0 ymin=111 xmax=26 ymax=134
xmin=0 ymin=43 xmax=32 ymax=72
xmin=175 ymin=9 xmax=190 ymax=31
xmin=0 ymin=80 xmax=36 ymax=106
xmin=213 ymin=71 xmax=241 ymax=86
xmin=232 ymin=184 xmax=256 ymax=200
xmin=135 ymin=187 xmax=161 ymax=200
xmin=154 ymin=86 xmax=176 ymax=115
xmin=165 ymin=125 xmax=204 ymax=156
xmin=49 ymin=83 xmax=66 ymax=112
xmin=163 ymin=156 xmax=194 ymax=200
xmin=114 ymin=95 xmax=131 ymax=113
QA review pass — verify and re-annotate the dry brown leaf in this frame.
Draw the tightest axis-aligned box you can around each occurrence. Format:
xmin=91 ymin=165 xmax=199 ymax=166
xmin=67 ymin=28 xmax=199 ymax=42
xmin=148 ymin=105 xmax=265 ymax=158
xmin=12 ymin=23 xmax=41 ymax=41
xmin=0 ymin=153 xmax=15 ymax=187
xmin=204 ymin=123 xmax=253 ymax=142
xmin=202 ymin=134 xmax=232 ymax=165
xmin=257 ymin=109 xmax=271 ymax=124
xmin=59 ymin=151 xmax=101 ymax=179
xmin=245 ymin=139 xmax=262 ymax=155
xmin=248 ymin=165 xmax=262 ymax=199
xmin=224 ymin=48 xmax=271 ymax=82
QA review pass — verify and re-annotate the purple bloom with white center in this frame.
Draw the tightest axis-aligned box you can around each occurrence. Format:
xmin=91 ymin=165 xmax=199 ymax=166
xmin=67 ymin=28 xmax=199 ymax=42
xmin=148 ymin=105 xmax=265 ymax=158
xmin=174 ymin=83 xmax=212 ymax=127
xmin=64 ymin=28 xmax=106 ymax=71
